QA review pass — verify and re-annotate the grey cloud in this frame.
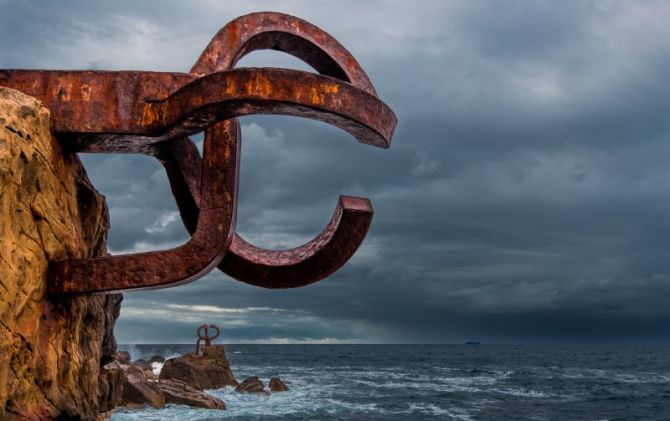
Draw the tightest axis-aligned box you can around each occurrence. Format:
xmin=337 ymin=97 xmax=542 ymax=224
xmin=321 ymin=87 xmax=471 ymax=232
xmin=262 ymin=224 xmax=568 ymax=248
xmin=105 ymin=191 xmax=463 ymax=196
xmin=3 ymin=0 xmax=670 ymax=343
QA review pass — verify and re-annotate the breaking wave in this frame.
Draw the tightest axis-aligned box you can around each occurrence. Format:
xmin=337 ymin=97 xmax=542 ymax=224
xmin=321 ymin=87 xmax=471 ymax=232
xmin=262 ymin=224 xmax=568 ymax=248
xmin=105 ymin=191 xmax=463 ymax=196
xmin=112 ymin=344 xmax=670 ymax=420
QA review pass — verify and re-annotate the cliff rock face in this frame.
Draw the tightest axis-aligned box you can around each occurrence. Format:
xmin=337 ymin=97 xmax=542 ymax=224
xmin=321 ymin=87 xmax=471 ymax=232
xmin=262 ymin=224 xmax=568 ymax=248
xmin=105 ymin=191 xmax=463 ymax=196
xmin=0 ymin=87 xmax=122 ymax=419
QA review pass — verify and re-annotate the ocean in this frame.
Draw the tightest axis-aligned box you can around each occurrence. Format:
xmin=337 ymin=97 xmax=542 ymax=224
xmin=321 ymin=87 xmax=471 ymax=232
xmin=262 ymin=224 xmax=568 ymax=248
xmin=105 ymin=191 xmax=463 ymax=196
xmin=111 ymin=344 xmax=670 ymax=420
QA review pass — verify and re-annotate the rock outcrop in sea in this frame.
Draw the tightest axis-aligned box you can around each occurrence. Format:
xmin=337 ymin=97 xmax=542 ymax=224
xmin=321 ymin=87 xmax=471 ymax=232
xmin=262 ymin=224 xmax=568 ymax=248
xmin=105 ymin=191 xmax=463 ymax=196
xmin=100 ymin=345 xmax=234 ymax=410
xmin=159 ymin=345 xmax=238 ymax=389
xmin=269 ymin=377 xmax=290 ymax=392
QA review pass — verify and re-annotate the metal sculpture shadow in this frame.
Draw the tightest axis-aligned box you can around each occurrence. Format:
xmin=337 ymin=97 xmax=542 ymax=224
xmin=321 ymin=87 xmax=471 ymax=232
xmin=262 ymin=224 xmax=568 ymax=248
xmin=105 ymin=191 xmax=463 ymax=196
xmin=0 ymin=12 xmax=397 ymax=295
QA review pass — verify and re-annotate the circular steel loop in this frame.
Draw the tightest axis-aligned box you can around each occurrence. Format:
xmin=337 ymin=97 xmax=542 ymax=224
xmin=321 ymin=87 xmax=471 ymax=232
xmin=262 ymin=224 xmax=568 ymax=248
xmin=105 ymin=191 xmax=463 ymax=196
xmin=191 ymin=11 xmax=377 ymax=95
xmin=158 ymin=12 xmax=397 ymax=288
xmin=197 ymin=324 xmax=220 ymax=341
xmin=195 ymin=323 xmax=221 ymax=354
xmin=0 ymin=12 xmax=396 ymax=294
xmin=47 ymin=120 xmax=240 ymax=294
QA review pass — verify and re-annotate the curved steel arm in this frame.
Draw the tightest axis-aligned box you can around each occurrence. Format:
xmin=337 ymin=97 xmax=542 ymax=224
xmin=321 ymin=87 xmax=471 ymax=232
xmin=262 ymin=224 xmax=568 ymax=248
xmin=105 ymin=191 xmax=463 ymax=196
xmin=155 ymin=137 xmax=373 ymax=288
xmin=222 ymin=197 xmax=373 ymax=288
xmin=48 ymin=120 xmax=239 ymax=294
xmin=0 ymin=68 xmax=395 ymax=151
xmin=0 ymin=11 xmax=397 ymax=294
xmin=191 ymin=11 xmax=377 ymax=95
xmin=142 ymin=68 xmax=395 ymax=149
xmin=153 ymin=12 xmax=394 ymax=288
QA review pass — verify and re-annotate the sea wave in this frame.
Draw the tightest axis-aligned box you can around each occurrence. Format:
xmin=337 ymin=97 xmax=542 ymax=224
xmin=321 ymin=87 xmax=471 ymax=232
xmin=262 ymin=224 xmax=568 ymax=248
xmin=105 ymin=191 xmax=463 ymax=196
xmin=111 ymin=344 xmax=670 ymax=420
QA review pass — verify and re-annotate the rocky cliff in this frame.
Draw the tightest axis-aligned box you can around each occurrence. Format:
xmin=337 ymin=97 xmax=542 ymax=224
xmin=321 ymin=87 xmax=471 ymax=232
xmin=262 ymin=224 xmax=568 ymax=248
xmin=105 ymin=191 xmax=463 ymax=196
xmin=0 ymin=87 xmax=122 ymax=420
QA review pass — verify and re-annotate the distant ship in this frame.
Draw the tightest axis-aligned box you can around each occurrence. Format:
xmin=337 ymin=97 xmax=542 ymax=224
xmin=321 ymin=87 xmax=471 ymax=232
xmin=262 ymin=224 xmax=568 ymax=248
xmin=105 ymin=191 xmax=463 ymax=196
xmin=464 ymin=341 xmax=481 ymax=345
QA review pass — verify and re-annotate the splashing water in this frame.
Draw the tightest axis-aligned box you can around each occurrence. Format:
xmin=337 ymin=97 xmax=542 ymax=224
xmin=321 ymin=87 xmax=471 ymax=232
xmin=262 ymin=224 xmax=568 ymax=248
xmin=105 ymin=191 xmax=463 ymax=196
xmin=112 ymin=344 xmax=670 ymax=420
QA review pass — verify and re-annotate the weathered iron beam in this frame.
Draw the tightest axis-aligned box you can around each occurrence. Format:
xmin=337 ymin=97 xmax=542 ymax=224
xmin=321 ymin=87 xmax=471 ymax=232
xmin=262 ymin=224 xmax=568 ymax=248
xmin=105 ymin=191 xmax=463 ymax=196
xmin=48 ymin=119 xmax=240 ymax=294
xmin=0 ymin=12 xmax=397 ymax=294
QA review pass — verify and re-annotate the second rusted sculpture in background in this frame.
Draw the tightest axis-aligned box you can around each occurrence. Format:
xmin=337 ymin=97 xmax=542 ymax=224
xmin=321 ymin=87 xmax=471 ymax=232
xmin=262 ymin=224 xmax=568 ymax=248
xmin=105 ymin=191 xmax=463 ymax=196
xmin=0 ymin=12 xmax=397 ymax=295
xmin=196 ymin=324 xmax=221 ymax=354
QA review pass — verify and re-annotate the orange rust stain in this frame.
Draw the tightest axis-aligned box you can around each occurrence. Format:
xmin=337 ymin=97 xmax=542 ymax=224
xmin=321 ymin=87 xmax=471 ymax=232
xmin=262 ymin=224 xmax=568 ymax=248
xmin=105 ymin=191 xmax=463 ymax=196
xmin=160 ymin=102 xmax=170 ymax=125
xmin=323 ymin=83 xmax=340 ymax=95
xmin=81 ymin=83 xmax=92 ymax=101
xmin=310 ymin=81 xmax=341 ymax=105
xmin=224 ymin=76 xmax=238 ymax=96
xmin=253 ymin=73 xmax=273 ymax=97
xmin=57 ymin=82 xmax=72 ymax=101
xmin=310 ymin=88 xmax=324 ymax=105
xmin=140 ymin=104 xmax=159 ymax=126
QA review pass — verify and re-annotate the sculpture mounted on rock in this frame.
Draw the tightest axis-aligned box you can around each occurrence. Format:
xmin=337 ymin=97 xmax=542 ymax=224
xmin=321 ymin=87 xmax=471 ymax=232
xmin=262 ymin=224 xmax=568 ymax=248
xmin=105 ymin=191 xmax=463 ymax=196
xmin=0 ymin=12 xmax=397 ymax=295
xmin=196 ymin=324 xmax=221 ymax=354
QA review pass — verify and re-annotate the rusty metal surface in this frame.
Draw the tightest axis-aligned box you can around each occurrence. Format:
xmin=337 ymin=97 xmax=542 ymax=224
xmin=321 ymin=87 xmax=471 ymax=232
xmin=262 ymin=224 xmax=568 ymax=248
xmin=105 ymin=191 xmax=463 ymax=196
xmin=0 ymin=12 xmax=397 ymax=294
xmin=196 ymin=324 xmax=221 ymax=354
xmin=49 ymin=120 xmax=240 ymax=294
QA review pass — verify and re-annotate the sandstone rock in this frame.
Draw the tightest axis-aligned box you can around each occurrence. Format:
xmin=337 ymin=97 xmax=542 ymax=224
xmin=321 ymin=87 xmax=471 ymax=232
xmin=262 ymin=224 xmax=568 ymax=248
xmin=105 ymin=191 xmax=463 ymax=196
xmin=102 ymin=360 xmax=127 ymax=371
xmin=101 ymin=295 xmax=124 ymax=366
xmin=235 ymin=376 xmax=267 ymax=394
xmin=159 ymin=379 xmax=226 ymax=410
xmin=133 ymin=358 xmax=152 ymax=372
xmin=98 ymin=367 xmax=125 ymax=412
xmin=0 ymin=87 xmax=122 ymax=419
xmin=116 ymin=351 xmax=132 ymax=364
xmin=269 ymin=377 xmax=289 ymax=392
xmin=121 ymin=368 xmax=165 ymax=409
xmin=159 ymin=345 xmax=237 ymax=390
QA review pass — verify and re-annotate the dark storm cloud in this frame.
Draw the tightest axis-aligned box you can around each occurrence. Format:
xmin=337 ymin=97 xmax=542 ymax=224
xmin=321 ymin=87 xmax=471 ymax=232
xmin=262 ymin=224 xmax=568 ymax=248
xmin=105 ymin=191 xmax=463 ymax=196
xmin=3 ymin=0 xmax=670 ymax=343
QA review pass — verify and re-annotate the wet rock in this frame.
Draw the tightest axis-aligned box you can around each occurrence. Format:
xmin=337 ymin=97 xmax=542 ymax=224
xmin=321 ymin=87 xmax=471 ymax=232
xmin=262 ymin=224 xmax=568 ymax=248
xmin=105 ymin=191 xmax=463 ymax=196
xmin=133 ymin=358 xmax=152 ymax=371
xmin=159 ymin=345 xmax=237 ymax=390
xmin=149 ymin=355 xmax=166 ymax=365
xmin=269 ymin=377 xmax=289 ymax=392
xmin=159 ymin=379 xmax=226 ymax=410
xmin=0 ymin=87 xmax=122 ymax=419
xmin=97 ymin=367 xmax=125 ymax=412
xmin=116 ymin=351 xmax=131 ymax=364
xmin=101 ymin=294 xmax=124 ymax=366
xmin=121 ymin=367 xmax=165 ymax=409
xmin=132 ymin=359 xmax=155 ymax=380
xmin=235 ymin=376 xmax=268 ymax=394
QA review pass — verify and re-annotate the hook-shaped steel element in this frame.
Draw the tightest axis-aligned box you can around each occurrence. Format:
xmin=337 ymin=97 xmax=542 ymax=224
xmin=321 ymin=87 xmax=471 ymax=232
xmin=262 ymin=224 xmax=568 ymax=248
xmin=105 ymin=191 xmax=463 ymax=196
xmin=156 ymin=136 xmax=374 ymax=288
xmin=195 ymin=324 xmax=221 ymax=354
xmin=48 ymin=119 xmax=240 ymax=294
xmin=191 ymin=12 xmax=377 ymax=95
xmin=155 ymin=12 xmax=391 ymax=288
xmin=0 ymin=12 xmax=396 ymax=294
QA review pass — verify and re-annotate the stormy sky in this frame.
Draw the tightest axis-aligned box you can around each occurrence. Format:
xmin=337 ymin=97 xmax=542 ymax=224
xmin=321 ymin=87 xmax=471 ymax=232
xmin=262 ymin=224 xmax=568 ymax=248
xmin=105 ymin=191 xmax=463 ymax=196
xmin=2 ymin=1 xmax=670 ymax=344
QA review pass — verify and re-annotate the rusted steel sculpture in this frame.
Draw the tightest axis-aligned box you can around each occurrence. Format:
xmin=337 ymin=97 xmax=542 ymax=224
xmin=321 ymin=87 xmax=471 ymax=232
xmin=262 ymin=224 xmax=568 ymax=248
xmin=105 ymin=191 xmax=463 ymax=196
xmin=195 ymin=324 xmax=221 ymax=354
xmin=0 ymin=12 xmax=396 ymax=295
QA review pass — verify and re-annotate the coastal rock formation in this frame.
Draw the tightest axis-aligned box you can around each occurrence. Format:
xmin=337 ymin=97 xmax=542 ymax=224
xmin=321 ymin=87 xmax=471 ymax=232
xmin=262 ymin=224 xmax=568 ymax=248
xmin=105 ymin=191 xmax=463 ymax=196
xmin=130 ymin=359 xmax=156 ymax=381
xmin=99 ymin=356 xmax=226 ymax=411
xmin=159 ymin=345 xmax=237 ymax=389
xmin=132 ymin=358 xmax=153 ymax=372
xmin=0 ymin=87 xmax=122 ymax=419
xmin=116 ymin=351 xmax=131 ymax=365
xmin=121 ymin=365 xmax=164 ymax=408
xmin=158 ymin=379 xmax=226 ymax=409
xmin=235 ymin=376 xmax=267 ymax=394
xmin=98 ymin=365 xmax=126 ymax=413
xmin=269 ymin=377 xmax=289 ymax=392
